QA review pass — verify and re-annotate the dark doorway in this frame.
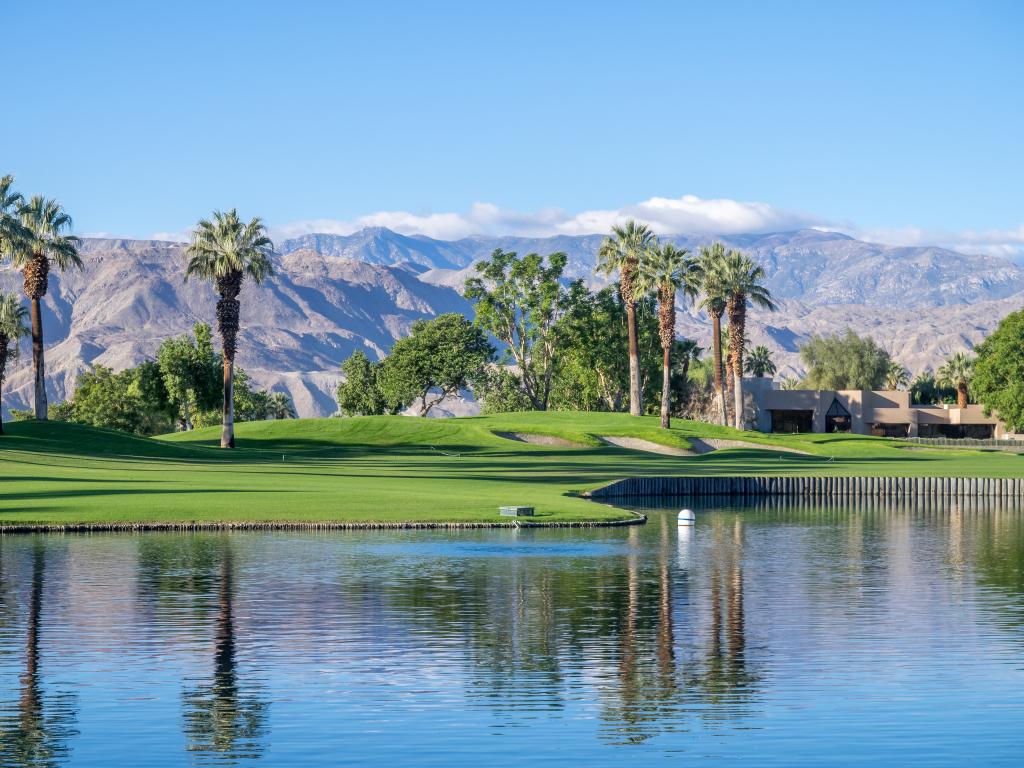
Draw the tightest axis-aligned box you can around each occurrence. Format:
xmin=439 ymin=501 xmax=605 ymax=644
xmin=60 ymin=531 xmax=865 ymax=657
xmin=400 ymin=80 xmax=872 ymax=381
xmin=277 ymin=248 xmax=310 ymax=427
xmin=771 ymin=409 xmax=814 ymax=434
xmin=825 ymin=398 xmax=852 ymax=433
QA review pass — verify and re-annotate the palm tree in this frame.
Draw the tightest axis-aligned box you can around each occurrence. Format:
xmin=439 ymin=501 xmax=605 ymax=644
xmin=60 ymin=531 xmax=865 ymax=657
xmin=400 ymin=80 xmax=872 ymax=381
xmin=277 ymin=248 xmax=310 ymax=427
xmin=910 ymin=370 xmax=938 ymax=405
xmin=697 ymin=243 xmax=729 ymax=426
xmin=744 ymin=345 xmax=776 ymax=378
xmin=0 ymin=293 xmax=30 ymax=435
xmin=183 ymin=210 xmax=274 ymax=448
xmin=267 ymin=392 xmax=296 ymax=419
xmin=7 ymin=197 xmax=82 ymax=419
xmin=635 ymin=242 xmax=698 ymax=428
xmin=937 ymin=352 xmax=974 ymax=409
xmin=885 ymin=361 xmax=910 ymax=391
xmin=0 ymin=175 xmax=28 ymax=256
xmin=780 ymin=376 xmax=804 ymax=390
xmin=719 ymin=250 xmax=776 ymax=430
xmin=596 ymin=220 xmax=656 ymax=416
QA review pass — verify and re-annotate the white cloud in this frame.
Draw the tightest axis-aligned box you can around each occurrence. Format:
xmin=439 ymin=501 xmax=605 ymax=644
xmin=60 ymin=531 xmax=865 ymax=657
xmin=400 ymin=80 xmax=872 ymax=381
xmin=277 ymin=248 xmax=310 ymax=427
xmin=853 ymin=224 xmax=1024 ymax=259
xmin=272 ymin=195 xmax=825 ymax=242
xmin=148 ymin=230 xmax=191 ymax=243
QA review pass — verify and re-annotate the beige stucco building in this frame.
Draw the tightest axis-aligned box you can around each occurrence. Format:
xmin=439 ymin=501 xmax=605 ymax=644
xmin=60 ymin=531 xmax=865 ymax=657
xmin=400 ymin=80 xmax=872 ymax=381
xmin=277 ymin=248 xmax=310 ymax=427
xmin=745 ymin=378 xmax=1020 ymax=438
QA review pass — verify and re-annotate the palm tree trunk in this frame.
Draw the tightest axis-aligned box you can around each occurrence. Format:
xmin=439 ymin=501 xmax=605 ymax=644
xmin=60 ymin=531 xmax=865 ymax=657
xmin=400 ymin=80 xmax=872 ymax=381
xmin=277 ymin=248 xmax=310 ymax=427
xmin=30 ymin=298 xmax=46 ymax=420
xmin=626 ymin=302 xmax=641 ymax=416
xmin=711 ymin=311 xmax=726 ymax=426
xmin=660 ymin=344 xmax=671 ymax=429
xmin=727 ymin=295 xmax=746 ymax=430
xmin=0 ymin=343 xmax=7 ymax=435
xmin=216 ymin=280 xmax=241 ymax=449
xmin=957 ymin=382 xmax=969 ymax=409
xmin=222 ymin=356 xmax=234 ymax=448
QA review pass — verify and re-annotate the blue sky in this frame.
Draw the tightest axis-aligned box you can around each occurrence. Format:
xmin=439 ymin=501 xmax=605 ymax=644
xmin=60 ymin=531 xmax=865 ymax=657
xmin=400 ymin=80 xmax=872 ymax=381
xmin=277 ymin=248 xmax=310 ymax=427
xmin=3 ymin=1 xmax=1022 ymax=254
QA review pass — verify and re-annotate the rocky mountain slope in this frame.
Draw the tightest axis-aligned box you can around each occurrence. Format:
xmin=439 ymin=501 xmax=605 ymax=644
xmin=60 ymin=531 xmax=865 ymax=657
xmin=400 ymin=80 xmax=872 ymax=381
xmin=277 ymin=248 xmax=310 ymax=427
xmin=1 ymin=228 xmax=1021 ymax=419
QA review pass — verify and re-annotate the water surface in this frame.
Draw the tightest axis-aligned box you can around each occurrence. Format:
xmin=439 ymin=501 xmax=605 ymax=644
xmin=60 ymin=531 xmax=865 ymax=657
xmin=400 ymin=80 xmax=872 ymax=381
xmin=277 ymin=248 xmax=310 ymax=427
xmin=1 ymin=498 xmax=1023 ymax=766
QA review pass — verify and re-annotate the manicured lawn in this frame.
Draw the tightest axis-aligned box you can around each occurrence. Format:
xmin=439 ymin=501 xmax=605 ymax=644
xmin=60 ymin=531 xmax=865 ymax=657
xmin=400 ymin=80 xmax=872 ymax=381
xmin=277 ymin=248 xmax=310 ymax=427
xmin=0 ymin=412 xmax=1020 ymax=527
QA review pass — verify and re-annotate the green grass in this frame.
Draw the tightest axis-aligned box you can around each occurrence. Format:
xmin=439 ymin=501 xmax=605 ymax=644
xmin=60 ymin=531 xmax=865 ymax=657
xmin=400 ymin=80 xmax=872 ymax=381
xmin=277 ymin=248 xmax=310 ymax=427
xmin=1 ymin=412 xmax=1021 ymax=527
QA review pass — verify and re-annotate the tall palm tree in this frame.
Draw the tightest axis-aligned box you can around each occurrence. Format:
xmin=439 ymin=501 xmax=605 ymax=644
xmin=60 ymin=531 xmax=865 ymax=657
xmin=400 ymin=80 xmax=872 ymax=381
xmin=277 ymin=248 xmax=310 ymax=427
xmin=937 ymin=352 xmax=974 ymax=409
xmin=0 ymin=293 xmax=30 ymax=435
xmin=184 ymin=210 xmax=273 ymax=448
xmin=885 ymin=361 xmax=910 ymax=391
xmin=719 ymin=249 xmax=776 ymax=430
xmin=7 ymin=197 xmax=82 ymax=419
xmin=697 ymin=243 xmax=729 ymax=426
xmin=635 ymin=242 xmax=698 ymax=428
xmin=596 ymin=220 xmax=656 ymax=416
xmin=743 ymin=345 xmax=776 ymax=378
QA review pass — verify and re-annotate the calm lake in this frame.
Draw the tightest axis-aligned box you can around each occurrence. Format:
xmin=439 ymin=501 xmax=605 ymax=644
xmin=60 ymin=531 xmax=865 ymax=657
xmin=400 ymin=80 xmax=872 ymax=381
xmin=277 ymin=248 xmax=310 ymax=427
xmin=1 ymin=499 xmax=1023 ymax=766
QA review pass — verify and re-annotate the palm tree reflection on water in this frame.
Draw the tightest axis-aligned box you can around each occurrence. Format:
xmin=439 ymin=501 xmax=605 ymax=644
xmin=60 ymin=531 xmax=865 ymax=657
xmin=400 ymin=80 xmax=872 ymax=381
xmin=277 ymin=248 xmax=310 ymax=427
xmin=0 ymin=542 xmax=77 ymax=768
xmin=180 ymin=543 xmax=268 ymax=763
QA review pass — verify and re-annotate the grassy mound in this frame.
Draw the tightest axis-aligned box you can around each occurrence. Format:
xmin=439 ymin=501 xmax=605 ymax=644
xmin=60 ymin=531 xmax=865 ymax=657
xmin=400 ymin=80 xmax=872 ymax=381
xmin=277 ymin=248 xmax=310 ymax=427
xmin=1 ymin=412 xmax=1021 ymax=528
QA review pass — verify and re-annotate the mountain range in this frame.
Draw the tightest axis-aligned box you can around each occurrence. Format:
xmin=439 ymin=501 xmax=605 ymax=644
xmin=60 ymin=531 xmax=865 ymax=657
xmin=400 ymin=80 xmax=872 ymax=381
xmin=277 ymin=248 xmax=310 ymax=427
xmin=2 ymin=227 xmax=1022 ymax=418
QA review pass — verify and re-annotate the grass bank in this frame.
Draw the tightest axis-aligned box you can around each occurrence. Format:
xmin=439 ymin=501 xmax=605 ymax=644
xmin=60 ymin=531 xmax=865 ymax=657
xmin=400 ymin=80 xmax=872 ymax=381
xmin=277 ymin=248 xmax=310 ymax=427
xmin=1 ymin=412 xmax=1021 ymax=528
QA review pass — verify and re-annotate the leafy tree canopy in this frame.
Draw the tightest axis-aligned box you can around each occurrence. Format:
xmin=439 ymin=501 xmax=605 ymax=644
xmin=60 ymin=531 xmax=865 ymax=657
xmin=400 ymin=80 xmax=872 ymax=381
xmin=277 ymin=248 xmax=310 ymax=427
xmin=336 ymin=350 xmax=390 ymax=417
xmin=465 ymin=249 xmax=568 ymax=410
xmin=800 ymin=330 xmax=891 ymax=391
xmin=377 ymin=314 xmax=493 ymax=416
xmin=973 ymin=310 xmax=1024 ymax=431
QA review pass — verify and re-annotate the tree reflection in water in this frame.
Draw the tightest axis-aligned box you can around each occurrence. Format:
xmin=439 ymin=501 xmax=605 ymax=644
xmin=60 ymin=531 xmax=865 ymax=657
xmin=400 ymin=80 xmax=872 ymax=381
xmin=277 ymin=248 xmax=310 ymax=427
xmin=0 ymin=540 xmax=78 ymax=768
xmin=693 ymin=518 xmax=758 ymax=719
xmin=180 ymin=542 xmax=268 ymax=763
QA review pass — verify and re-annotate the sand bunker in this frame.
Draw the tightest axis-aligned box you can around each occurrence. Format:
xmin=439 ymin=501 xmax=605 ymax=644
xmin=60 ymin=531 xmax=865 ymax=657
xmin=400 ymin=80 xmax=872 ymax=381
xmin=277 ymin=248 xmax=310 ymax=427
xmin=687 ymin=438 xmax=811 ymax=455
xmin=493 ymin=431 xmax=587 ymax=448
xmin=597 ymin=436 xmax=694 ymax=456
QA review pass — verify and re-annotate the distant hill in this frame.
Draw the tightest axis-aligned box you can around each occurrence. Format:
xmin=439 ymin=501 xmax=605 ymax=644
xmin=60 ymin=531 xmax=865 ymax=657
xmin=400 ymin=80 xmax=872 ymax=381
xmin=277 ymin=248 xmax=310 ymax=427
xmin=1 ymin=228 xmax=1021 ymax=418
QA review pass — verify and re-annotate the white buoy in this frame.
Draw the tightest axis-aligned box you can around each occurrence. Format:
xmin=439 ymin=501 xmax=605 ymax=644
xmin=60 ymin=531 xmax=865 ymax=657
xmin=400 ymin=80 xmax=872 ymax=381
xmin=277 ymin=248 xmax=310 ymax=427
xmin=677 ymin=509 xmax=696 ymax=526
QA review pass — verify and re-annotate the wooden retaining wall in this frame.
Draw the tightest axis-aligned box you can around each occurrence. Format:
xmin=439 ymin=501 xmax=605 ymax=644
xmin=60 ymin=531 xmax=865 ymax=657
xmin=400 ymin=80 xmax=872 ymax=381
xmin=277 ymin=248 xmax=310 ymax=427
xmin=589 ymin=476 xmax=1024 ymax=500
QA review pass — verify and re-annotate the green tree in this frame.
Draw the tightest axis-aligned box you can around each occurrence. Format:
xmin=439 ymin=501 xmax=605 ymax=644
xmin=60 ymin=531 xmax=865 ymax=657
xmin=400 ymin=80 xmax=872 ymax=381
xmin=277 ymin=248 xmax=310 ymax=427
xmin=6 ymin=196 xmax=82 ymax=420
xmin=0 ymin=292 xmax=30 ymax=435
xmin=378 ymin=314 xmax=493 ymax=416
xmin=183 ymin=210 xmax=273 ymax=448
xmin=549 ymin=282 xmax=659 ymax=412
xmin=472 ymin=367 xmax=534 ymax=414
xmin=973 ymin=311 xmax=1024 ymax=430
xmin=719 ymin=249 xmax=776 ymax=429
xmin=67 ymin=362 xmax=175 ymax=435
xmin=800 ymin=330 xmax=891 ymax=390
xmin=335 ymin=350 xmax=389 ymax=416
xmin=670 ymin=338 xmax=702 ymax=408
xmin=884 ymin=361 xmax=910 ymax=391
xmin=267 ymin=392 xmax=296 ymax=419
xmin=595 ymin=220 xmax=657 ymax=417
xmin=937 ymin=351 xmax=975 ymax=408
xmin=156 ymin=323 xmax=221 ymax=430
xmin=465 ymin=249 xmax=569 ymax=410
xmin=696 ymin=243 xmax=729 ymax=426
xmin=231 ymin=368 xmax=271 ymax=422
xmin=744 ymin=345 xmax=776 ymax=378
xmin=635 ymin=243 xmax=698 ymax=428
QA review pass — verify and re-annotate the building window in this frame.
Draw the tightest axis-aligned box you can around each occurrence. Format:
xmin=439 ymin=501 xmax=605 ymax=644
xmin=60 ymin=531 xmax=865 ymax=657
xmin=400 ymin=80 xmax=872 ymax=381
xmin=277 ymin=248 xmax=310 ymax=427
xmin=918 ymin=424 xmax=995 ymax=439
xmin=825 ymin=398 xmax=852 ymax=433
xmin=870 ymin=423 xmax=910 ymax=438
xmin=771 ymin=410 xmax=814 ymax=434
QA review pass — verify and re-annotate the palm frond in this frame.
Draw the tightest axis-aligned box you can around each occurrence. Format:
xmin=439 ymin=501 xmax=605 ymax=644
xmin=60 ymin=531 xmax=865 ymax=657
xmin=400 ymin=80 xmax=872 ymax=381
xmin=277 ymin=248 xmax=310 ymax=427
xmin=183 ymin=208 xmax=275 ymax=286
